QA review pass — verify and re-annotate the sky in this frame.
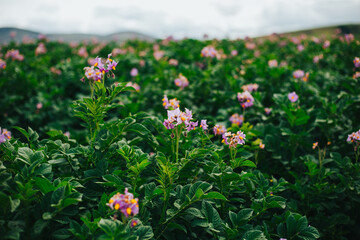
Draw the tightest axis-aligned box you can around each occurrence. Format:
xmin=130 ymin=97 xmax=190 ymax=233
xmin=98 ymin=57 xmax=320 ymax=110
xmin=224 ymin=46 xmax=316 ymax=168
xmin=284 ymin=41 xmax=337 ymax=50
xmin=0 ymin=0 xmax=359 ymax=39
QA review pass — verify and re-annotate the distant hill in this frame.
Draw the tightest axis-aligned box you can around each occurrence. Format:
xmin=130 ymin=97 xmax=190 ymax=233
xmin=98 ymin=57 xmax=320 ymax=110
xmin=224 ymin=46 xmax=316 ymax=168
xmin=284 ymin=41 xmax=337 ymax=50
xmin=0 ymin=24 xmax=359 ymax=44
xmin=0 ymin=27 xmax=155 ymax=44
xmin=259 ymin=24 xmax=360 ymax=39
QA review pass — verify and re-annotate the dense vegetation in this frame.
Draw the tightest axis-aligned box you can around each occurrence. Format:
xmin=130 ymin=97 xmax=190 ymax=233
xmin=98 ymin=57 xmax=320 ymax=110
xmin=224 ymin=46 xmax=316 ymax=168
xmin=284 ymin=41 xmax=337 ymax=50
xmin=0 ymin=31 xmax=359 ymax=240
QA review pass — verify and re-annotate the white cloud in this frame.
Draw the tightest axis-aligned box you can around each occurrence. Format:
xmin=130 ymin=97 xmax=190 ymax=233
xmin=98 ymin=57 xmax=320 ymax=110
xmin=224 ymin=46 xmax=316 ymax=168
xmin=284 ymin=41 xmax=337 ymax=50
xmin=0 ymin=0 xmax=359 ymax=38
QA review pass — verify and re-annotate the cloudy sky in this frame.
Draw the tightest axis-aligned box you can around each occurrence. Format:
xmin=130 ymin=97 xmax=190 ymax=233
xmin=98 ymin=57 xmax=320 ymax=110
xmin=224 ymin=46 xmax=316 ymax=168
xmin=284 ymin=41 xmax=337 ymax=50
xmin=0 ymin=0 xmax=359 ymax=39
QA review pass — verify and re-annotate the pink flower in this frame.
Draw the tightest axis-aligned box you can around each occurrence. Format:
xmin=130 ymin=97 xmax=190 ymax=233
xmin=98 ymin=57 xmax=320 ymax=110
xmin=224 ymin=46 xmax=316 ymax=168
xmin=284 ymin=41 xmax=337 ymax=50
xmin=354 ymin=57 xmax=360 ymax=68
xmin=293 ymin=70 xmax=305 ymax=79
xmin=126 ymin=82 xmax=140 ymax=92
xmin=213 ymin=124 xmax=226 ymax=136
xmin=288 ymin=91 xmax=298 ymax=102
xmin=353 ymin=72 xmax=360 ymax=79
xmin=174 ymin=74 xmax=189 ymax=89
xmin=297 ymin=44 xmax=304 ymax=52
xmin=130 ymin=68 xmax=138 ymax=77
xmin=245 ymin=42 xmax=256 ymax=50
xmin=231 ymin=50 xmax=238 ymax=56
xmin=229 ymin=113 xmax=244 ymax=126
xmin=153 ymin=50 xmax=165 ymax=61
xmin=222 ymin=131 xmax=246 ymax=148
xmin=36 ymin=103 xmax=43 ymax=110
xmin=237 ymin=91 xmax=254 ymax=109
xmin=200 ymin=46 xmax=218 ymax=58
xmin=5 ymin=49 xmax=24 ymax=61
xmin=268 ymin=59 xmax=278 ymax=68
xmin=323 ymin=40 xmax=330 ymax=49
xmin=0 ymin=59 xmax=6 ymax=69
xmin=241 ymin=83 xmax=258 ymax=93
xmin=106 ymin=188 xmax=139 ymax=218
xmin=78 ymin=47 xmax=88 ymax=58
xmin=200 ymin=120 xmax=208 ymax=130
xmin=312 ymin=142 xmax=318 ymax=149
xmin=162 ymin=95 xmax=180 ymax=109
xmin=345 ymin=34 xmax=354 ymax=44
xmin=64 ymin=131 xmax=70 ymax=138
xmin=168 ymin=59 xmax=178 ymax=66
xmin=264 ymin=108 xmax=272 ymax=115
xmin=35 ymin=43 xmax=47 ymax=55
xmin=313 ymin=54 xmax=323 ymax=63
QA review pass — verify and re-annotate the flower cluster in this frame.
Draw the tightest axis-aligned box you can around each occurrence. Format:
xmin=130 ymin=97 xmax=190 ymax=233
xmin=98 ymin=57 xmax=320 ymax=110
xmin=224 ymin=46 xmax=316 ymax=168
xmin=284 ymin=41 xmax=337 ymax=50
xmin=354 ymin=57 xmax=360 ymax=68
xmin=222 ymin=131 xmax=246 ymax=148
xmin=0 ymin=128 xmax=11 ymax=145
xmin=0 ymin=59 xmax=6 ymax=69
xmin=213 ymin=124 xmax=226 ymax=136
xmin=82 ymin=54 xmax=118 ymax=83
xmin=35 ymin=43 xmax=47 ymax=55
xmin=229 ymin=113 xmax=244 ymax=126
xmin=163 ymin=108 xmax=198 ymax=131
xmin=162 ymin=95 xmax=180 ymax=109
xmin=5 ymin=49 xmax=24 ymax=61
xmin=268 ymin=59 xmax=278 ymax=68
xmin=200 ymin=46 xmax=218 ymax=58
xmin=106 ymin=188 xmax=139 ymax=218
xmin=293 ymin=70 xmax=305 ymax=79
xmin=347 ymin=130 xmax=360 ymax=143
xmin=288 ymin=92 xmax=298 ymax=102
xmin=237 ymin=91 xmax=254 ymax=109
xmin=174 ymin=74 xmax=189 ymax=89
xmin=241 ymin=83 xmax=259 ymax=93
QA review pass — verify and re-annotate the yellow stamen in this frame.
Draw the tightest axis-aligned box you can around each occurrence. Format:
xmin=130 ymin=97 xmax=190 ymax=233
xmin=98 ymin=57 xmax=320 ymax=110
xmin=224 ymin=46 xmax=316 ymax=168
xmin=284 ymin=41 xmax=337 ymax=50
xmin=114 ymin=204 xmax=120 ymax=210
xmin=94 ymin=62 xmax=98 ymax=67
xmin=132 ymin=222 xmax=137 ymax=226
xmin=221 ymin=139 xmax=225 ymax=143
xmin=88 ymin=72 xmax=92 ymax=76
xmin=96 ymin=72 xmax=100 ymax=75
xmin=181 ymin=117 xmax=185 ymax=121
xmin=109 ymin=58 xmax=113 ymax=62
xmin=102 ymin=70 xmax=105 ymax=74
xmin=126 ymin=208 xmax=132 ymax=215
xmin=131 ymin=199 xmax=137 ymax=204
xmin=163 ymin=102 xmax=167 ymax=106
xmin=109 ymin=199 xmax=114 ymax=204
xmin=112 ymin=66 xmax=115 ymax=70
xmin=7 ymin=135 xmax=10 ymax=139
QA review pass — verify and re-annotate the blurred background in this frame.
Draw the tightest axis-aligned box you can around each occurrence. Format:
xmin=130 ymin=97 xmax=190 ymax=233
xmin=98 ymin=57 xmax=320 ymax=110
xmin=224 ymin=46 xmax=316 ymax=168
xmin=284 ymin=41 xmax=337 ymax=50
xmin=0 ymin=0 xmax=359 ymax=43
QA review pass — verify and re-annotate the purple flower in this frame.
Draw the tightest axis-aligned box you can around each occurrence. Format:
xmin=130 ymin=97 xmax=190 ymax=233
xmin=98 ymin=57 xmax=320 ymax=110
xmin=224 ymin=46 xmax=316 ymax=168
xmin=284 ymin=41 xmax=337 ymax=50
xmin=222 ymin=131 xmax=246 ymax=148
xmin=288 ymin=92 xmax=299 ymax=102
xmin=130 ymin=219 xmax=139 ymax=228
xmin=213 ymin=124 xmax=226 ymax=136
xmin=347 ymin=130 xmax=360 ymax=143
xmin=231 ymin=50 xmax=238 ymax=56
xmin=174 ymin=74 xmax=189 ymax=89
xmin=293 ymin=70 xmax=305 ymax=79
xmin=106 ymin=188 xmax=139 ymax=218
xmin=241 ymin=83 xmax=259 ymax=93
xmin=107 ymin=59 xmax=118 ymax=71
xmin=130 ymin=68 xmax=138 ymax=77
xmin=186 ymin=121 xmax=198 ymax=131
xmin=201 ymin=46 xmax=218 ymax=58
xmin=264 ymin=108 xmax=272 ymax=115
xmin=354 ymin=57 xmax=360 ymax=68
xmin=345 ymin=34 xmax=354 ymax=44
xmin=229 ymin=113 xmax=244 ymax=126
xmin=0 ymin=128 xmax=11 ymax=145
xmin=0 ymin=59 xmax=6 ymax=69
xmin=200 ymin=120 xmax=208 ymax=130
xmin=268 ymin=59 xmax=278 ymax=68
xmin=237 ymin=91 xmax=254 ymax=109
xmin=323 ymin=40 xmax=330 ymax=49
xmin=162 ymin=95 xmax=180 ymax=109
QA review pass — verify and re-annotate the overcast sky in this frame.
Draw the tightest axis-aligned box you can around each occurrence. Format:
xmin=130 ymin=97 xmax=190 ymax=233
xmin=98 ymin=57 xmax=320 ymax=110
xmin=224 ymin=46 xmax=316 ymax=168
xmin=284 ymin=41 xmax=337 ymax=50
xmin=0 ymin=0 xmax=359 ymax=39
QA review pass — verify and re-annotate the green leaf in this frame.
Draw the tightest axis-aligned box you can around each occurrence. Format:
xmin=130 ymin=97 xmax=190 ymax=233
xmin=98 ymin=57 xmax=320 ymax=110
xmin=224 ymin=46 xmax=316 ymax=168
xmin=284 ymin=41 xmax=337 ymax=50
xmin=201 ymin=192 xmax=227 ymax=201
xmin=13 ymin=126 xmax=29 ymax=141
xmin=51 ymin=186 xmax=65 ymax=205
xmin=242 ymin=230 xmax=266 ymax=240
xmin=237 ymin=208 xmax=253 ymax=223
xmin=134 ymin=226 xmax=154 ymax=240
xmin=240 ymin=160 xmax=257 ymax=168
xmin=35 ymin=177 xmax=55 ymax=194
